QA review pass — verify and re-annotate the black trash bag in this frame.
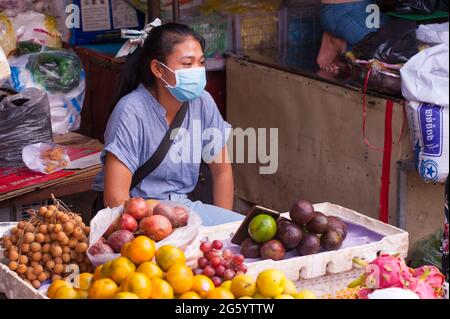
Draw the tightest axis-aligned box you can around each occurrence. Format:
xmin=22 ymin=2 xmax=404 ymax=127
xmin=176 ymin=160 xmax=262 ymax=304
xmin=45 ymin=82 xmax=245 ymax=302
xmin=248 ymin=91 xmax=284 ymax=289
xmin=0 ymin=87 xmax=53 ymax=167
xmin=352 ymin=20 xmax=419 ymax=64
xmin=396 ymin=0 xmax=440 ymax=14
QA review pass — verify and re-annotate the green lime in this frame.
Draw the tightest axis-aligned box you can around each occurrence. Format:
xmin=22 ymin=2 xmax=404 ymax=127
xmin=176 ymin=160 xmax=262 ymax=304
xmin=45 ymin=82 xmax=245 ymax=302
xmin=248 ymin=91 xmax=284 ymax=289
xmin=248 ymin=214 xmax=277 ymax=243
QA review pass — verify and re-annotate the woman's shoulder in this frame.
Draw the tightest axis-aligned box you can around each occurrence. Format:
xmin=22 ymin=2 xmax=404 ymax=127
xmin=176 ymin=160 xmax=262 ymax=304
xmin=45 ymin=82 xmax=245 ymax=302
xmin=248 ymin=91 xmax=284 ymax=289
xmin=198 ymin=90 xmax=215 ymax=106
xmin=191 ymin=90 xmax=216 ymax=113
xmin=114 ymin=86 xmax=152 ymax=115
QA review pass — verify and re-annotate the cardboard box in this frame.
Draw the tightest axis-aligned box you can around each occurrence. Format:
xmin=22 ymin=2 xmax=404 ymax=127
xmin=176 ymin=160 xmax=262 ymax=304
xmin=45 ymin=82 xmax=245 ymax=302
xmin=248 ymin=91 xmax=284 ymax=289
xmin=69 ymin=0 xmax=146 ymax=45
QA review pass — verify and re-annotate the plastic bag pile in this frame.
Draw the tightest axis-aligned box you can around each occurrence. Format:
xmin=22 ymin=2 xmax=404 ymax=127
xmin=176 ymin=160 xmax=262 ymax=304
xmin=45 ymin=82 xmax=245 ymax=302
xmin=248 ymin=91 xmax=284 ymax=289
xmin=401 ymin=22 xmax=449 ymax=183
xmin=1 ymin=6 xmax=85 ymax=135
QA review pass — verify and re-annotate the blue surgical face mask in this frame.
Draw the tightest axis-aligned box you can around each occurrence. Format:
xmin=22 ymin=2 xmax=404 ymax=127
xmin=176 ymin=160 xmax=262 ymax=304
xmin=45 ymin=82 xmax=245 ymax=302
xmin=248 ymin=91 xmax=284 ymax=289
xmin=159 ymin=61 xmax=207 ymax=102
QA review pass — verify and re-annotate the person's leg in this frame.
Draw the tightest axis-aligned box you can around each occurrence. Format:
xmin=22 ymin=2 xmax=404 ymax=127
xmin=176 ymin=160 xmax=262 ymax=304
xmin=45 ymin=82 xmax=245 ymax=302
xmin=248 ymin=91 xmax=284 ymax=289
xmin=317 ymin=3 xmax=348 ymax=71
xmin=333 ymin=0 xmax=388 ymax=48
xmin=317 ymin=32 xmax=347 ymax=71
xmin=183 ymin=200 xmax=245 ymax=227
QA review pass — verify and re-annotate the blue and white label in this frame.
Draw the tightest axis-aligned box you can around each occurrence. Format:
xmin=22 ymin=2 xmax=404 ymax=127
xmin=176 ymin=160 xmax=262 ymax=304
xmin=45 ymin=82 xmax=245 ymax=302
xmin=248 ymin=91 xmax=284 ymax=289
xmin=407 ymin=101 xmax=449 ymax=184
xmin=420 ymin=159 xmax=440 ymax=182
xmin=418 ymin=103 xmax=443 ymax=157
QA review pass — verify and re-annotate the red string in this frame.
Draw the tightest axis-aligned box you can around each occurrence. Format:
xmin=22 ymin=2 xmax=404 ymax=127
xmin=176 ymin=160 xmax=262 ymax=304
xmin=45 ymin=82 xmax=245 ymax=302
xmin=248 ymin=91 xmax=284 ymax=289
xmin=361 ymin=65 xmax=397 ymax=223
xmin=362 ymin=68 xmax=385 ymax=152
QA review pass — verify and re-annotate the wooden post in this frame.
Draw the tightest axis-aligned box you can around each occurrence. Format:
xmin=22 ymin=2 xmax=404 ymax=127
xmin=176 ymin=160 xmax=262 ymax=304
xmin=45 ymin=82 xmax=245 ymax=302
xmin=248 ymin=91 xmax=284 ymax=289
xmin=172 ymin=0 xmax=180 ymax=22
xmin=148 ymin=0 xmax=161 ymax=21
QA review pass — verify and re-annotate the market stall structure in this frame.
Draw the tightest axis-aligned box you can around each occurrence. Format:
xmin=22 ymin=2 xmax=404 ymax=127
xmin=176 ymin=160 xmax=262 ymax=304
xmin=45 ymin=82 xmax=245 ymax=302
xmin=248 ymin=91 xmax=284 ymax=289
xmin=0 ymin=0 xmax=448 ymax=300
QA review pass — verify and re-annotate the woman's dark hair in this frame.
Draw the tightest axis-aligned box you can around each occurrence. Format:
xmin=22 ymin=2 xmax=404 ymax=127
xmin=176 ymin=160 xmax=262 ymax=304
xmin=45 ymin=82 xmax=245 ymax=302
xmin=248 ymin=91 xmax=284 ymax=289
xmin=112 ymin=23 xmax=205 ymax=110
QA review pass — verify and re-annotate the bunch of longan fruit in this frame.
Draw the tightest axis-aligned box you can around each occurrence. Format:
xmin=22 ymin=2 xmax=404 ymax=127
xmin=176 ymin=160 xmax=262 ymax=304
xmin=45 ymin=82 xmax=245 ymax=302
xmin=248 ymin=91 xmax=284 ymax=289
xmin=1 ymin=201 xmax=94 ymax=289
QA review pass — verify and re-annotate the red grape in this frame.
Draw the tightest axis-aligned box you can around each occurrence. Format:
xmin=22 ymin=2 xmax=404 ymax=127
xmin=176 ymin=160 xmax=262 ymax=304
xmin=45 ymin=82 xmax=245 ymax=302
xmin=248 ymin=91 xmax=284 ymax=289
xmin=237 ymin=263 xmax=248 ymax=273
xmin=232 ymin=254 xmax=245 ymax=265
xmin=220 ymin=258 xmax=227 ymax=266
xmin=194 ymin=268 xmax=204 ymax=275
xmin=223 ymin=269 xmax=236 ymax=281
xmin=212 ymin=240 xmax=223 ymax=250
xmin=210 ymin=257 xmax=222 ymax=268
xmin=200 ymin=241 xmax=213 ymax=253
xmin=206 ymin=250 xmax=221 ymax=261
xmin=225 ymin=260 xmax=234 ymax=269
xmin=222 ymin=249 xmax=232 ymax=260
xmin=212 ymin=276 xmax=223 ymax=287
xmin=203 ymin=265 xmax=216 ymax=278
xmin=197 ymin=257 xmax=209 ymax=269
xmin=216 ymin=265 xmax=226 ymax=277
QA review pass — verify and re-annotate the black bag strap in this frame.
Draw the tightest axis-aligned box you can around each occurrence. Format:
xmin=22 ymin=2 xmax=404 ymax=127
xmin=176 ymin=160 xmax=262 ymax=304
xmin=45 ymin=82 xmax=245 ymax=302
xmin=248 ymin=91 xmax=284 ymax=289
xmin=130 ymin=102 xmax=189 ymax=190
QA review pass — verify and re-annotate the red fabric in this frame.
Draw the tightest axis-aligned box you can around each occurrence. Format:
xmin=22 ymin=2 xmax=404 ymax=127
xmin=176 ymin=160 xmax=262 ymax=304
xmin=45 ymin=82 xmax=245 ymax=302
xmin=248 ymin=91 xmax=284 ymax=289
xmin=380 ymin=100 xmax=394 ymax=223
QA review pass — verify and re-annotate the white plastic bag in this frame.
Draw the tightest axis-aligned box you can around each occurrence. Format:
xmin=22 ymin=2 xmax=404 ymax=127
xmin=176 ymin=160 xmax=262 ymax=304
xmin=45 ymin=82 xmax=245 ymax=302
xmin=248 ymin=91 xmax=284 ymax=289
xmin=12 ymin=11 xmax=62 ymax=51
xmin=400 ymin=44 xmax=449 ymax=107
xmin=416 ymin=22 xmax=449 ymax=45
xmin=406 ymin=101 xmax=449 ymax=183
xmin=87 ymin=201 xmax=202 ymax=267
xmin=8 ymin=50 xmax=85 ymax=134
xmin=22 ymin=143 xmax=70 ymax=174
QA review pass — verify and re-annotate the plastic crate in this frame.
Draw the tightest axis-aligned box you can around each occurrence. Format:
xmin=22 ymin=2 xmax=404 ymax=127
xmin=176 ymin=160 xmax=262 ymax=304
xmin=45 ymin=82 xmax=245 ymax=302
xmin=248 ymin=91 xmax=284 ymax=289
xmin=279 ymin=3 xmax=322 ymax=47
xmin=13 ymin=200 xmax=48 ymax=221
xmin=234 ymin=11 xmax=280 ymax=51
xmin=183 ymin=14 xmax=233 ymax=58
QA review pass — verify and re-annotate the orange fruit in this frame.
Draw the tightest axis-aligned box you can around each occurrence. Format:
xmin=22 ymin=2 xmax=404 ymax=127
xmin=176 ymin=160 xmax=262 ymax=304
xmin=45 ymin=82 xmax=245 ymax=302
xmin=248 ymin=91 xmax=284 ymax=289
xmin=136 ymin=262 xmax=164 ymax=280
xmin=221 ymin=280 xmax=232 ymax=290
xmin=275 ymin=294 xmax=295 ymax=299
xmin=294 ymin=290 xmax=317 ymax=299
xmin=256 ymin=269 xmax=286 ymax=298
xmin=53 ymin=286 xmax=80 ymax=299
xmin=150 ymin=278 xmax=174 ymax=299
xmin=124 ymin=236 xmax=156 ymax=265
xmin=155 ymin=245 xmax=186 ymax=271
xmin=88 ymin=278 xmax=118 ymax=299
xmin=230 ymin=274 xmax=256 ymax=298
xmin=100 ymin=260 xmax=113 ymax=279
xmin=191 ymin=275 xmax=215 ymax=298
xmin=47 ymin=279 xmax=70 ymax=298
xmin=93 ymin=265 xmax=103 ymax=280
xmin=114 ymin=292 xmax=140 ymax=299
xmin=121 ymin=242 xmax=131 ymax=257
xmin=109 ymin=257 xmax=136 ymax=285
xmin=179 ymin=291 xmax=202 ymax=299
xmin=207 ymin=287 xmax=235 ymax=299
xmin=75 ymin=273 xmax=94 ymax=291
xmin=166 ymin=264 xmax=193 ymax=295
xmin=77 ymin=290 xmax=89 ymax=299
xmin=119 ymin=272 xmax=152 ymax=299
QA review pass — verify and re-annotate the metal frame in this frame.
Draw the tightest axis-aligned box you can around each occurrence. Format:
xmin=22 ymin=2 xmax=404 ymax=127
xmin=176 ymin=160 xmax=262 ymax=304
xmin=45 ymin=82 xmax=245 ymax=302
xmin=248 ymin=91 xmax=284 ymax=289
xmin=147 ymin=0 xmax=180 ymax=22
xmin=396 ymin=159 xmax=416 ymax=230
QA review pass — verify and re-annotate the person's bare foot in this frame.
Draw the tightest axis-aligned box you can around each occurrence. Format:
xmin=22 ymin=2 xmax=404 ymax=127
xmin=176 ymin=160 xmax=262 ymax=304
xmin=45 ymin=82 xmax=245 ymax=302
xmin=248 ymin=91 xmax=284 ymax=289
xmin=317 ymin=32 xmax=347 ymax=72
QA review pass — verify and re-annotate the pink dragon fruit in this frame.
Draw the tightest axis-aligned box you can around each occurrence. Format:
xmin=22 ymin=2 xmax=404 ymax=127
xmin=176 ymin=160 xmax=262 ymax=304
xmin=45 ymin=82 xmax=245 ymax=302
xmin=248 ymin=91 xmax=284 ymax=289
xmin=351 ymin=254 xmax=446 ymax=299
xmin=409 ymin=277 xmax=438 ymax=299
xmin=412 ymin=266 xmax=445 ymax=298
xmin=364 ymin=254 xmax=414 ymax=289
xmin=357 ymin=287 xmax=373 ymax=299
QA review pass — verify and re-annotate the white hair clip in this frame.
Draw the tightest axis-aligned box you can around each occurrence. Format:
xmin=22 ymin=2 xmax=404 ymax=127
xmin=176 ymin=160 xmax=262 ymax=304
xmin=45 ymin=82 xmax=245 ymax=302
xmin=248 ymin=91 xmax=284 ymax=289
xmin=116 ymin=18 xmax=162 ymax=58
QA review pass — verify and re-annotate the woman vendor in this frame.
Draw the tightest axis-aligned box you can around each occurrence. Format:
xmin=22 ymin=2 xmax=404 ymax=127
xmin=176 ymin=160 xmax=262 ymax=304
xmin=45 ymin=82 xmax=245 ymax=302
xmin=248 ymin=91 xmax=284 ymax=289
xmin=92 ymin=23 xmax=243 ymax=226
